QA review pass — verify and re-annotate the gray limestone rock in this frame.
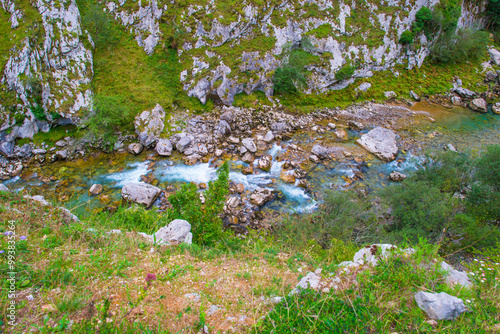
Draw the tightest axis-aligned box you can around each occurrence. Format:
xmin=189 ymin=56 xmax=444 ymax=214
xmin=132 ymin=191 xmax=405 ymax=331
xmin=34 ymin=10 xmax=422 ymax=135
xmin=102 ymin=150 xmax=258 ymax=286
xmin=356 ymin=127 xmax=398 ymax=162
xmin=121 ymin=182 xmax=161 ymax=208
xmin=311 ymin=145 xmax=329 ymax=160
xmin=242 ymin=138 xmax=257 ymax=153
xmin=128 ymin=143 xmax=144 ymax=155
xmin=489 ymin=48 xmax=500 ymax=66
xmin=176 ymin=135 xmax=192 ymax=154
xmin=469 ymin=98 xmax=487 ymax=113
xmin=134 ymin=104 xmax=165 ymax=147
xmin=415 ymin=291 xmax=467 ymax=320
xmin=154 ymin=219 xmax=192 ymax=245
xmin=155 ymin=139 xmax=173 ymax=156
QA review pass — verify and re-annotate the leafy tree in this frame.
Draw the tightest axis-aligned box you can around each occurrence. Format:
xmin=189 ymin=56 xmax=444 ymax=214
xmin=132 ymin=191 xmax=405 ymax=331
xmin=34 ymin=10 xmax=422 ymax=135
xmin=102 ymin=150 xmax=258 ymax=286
xmin=77 ymin=0 xmax=116 ymax=50
xmin=413 ymin=6 xmax=433 ymax=37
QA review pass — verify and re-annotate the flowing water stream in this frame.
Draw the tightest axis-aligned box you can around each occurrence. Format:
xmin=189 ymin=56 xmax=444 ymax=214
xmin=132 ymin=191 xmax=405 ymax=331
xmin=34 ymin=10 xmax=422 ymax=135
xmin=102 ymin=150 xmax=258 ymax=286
xmin=2 ymin=103 xmax=500 ymax=218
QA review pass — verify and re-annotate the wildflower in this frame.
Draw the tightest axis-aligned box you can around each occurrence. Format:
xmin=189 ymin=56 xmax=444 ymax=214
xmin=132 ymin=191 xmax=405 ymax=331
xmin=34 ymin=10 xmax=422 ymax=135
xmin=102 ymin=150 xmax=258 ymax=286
xmin=4 ymin=231 xmax=13 ymax=236
xmin=145 ymin=273 xmax=157 ymax=283
xmin=0 ymin=250 xmax=4 ymax=254
xmin=474 ymin=259 xmax=478 ymax=262
xmin=20 ymin=236 xmax=27 ymax=240
xmin=144 ymin=273 xmax=157 ymax=291
xmin=470 ymin=272 xmax=475 ymax=276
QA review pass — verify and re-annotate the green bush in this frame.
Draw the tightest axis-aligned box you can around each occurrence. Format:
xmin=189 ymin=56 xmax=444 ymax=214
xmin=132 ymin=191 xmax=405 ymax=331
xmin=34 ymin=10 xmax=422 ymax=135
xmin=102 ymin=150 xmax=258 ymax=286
xmin=77 ymin=0 xmax=116 ymax=50
xmin=85 ymin=94 xmax=135 ymax=147
xmin=273 ymin=50 xmax=309 ymax=95
xmin=168 ymin=162 xmax=230 ymax=246
xmin=380 ymin=181 xmax=454 ymax=243
xmin=273 ymin=41 xmax=313 ymax=95
xmin=398 ymin=30 xmax=414 ymax=45
xmin=413 ymin=6 xmax=433 ymax=36
xmin=335 ymin=64 xmax=356 ymax=81
xmin=31 ymin=104 xmax=47 ymax=121
xmin=429 ymin=28 xmax=488 ymax=64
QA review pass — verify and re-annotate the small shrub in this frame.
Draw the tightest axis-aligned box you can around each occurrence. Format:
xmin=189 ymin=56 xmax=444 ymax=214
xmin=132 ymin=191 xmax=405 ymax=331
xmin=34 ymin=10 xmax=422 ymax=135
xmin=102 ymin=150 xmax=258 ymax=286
xmin=168 ymin=162 xmax=230 ymax=245
xmin=31 ymin=104 xmax=46 ymax=121
xmin=85 ymin=94 xmax=135 ymax=147
xmin=413 ymin=6 xmax=434 ymax=37
xmin=380 ymin=181 xmax=454 ymax=243
xmin=335 ymin=64 xmax=356 ymax=81
xmin=399 ymin=30 xmax=414 ymax=45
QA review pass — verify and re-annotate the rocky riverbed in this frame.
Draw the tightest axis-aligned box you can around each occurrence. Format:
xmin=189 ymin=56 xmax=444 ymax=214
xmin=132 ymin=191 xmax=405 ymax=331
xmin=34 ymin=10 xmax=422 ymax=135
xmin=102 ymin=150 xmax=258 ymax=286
xmin=1 ymin=97 xmax=500 ymax=232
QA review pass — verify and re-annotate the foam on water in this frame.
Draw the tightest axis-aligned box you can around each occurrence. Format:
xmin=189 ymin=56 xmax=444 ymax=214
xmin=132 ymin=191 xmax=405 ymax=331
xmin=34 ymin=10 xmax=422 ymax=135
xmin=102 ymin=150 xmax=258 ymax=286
xmin=105 ymin=161 xmax=150 ymax=187
xmin=229 ymin=171 xmax=272 ymax=191
xmin=154 ymin=163 xmax=217 ymax=184
xmin=268 ymin=143 xmax=283 ymax=158
xmin=278 ymin=183 xmax=317 ymax=213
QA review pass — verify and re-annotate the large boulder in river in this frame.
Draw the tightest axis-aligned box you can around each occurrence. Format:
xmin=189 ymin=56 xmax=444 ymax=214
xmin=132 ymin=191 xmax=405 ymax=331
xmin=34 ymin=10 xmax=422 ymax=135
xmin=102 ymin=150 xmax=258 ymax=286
xmin=155 ymin=139 xmax=173 ymax=156
xmin=134 ymin=104 xmax=166 ymax=147
xmin=154 ymin=219 xmax=192 ymax=245
xmin=250 ymin=188 xmax=274 ymax=206
xmin=356 ymin=127 xmax=398 ymax=162
xmin=176 ymin=135 xmax=193 ymax=154
xmin=121 ymin=182 xmax=161 ymax=208
xmin=242 ymin=138 xmax=257 ymax=153
xmin=311 ymin=145 xmax=329 ymax=160
xmin=469 ymin=98 xmax=487 ymax=113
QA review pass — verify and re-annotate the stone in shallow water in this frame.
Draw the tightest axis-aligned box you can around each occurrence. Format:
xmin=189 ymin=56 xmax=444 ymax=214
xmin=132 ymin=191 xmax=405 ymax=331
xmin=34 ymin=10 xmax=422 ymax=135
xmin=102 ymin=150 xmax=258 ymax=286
xmin=121 ymin=182 xmax=161 ymax=208
xmin=356 ymin=127 xmax=398 ymax=162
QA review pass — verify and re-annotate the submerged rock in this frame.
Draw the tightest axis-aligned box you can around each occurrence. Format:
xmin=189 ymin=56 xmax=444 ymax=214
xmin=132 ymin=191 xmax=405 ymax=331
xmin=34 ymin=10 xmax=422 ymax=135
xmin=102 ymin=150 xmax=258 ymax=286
xmin=89 ymin=184 xmax=103 ymax=195
xmin=415 ymin=291 xmax=467 ymax=320
xmin=356 ymin=127 xmax=398 ymax=162
xmin=121 ymin=182 xmax=161 ymax=207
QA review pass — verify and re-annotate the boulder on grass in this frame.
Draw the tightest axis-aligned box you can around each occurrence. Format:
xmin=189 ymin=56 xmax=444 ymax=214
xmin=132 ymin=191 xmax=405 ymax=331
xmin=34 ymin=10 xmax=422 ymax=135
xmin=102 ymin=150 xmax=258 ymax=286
xmin=154 ymin=219 xmax=192 ymax=245
xmin=415 ymin=291 xmax=467 ymax=320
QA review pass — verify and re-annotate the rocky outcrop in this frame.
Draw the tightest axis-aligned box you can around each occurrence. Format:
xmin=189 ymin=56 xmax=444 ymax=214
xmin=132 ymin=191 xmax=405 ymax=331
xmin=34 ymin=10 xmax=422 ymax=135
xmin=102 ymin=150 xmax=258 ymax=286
xmin=134 ymin=104 xmax=166 ymax=147
xmin=121 ymin=182 xmax=161 ymax=207
xmin=1 ymin=0 xmax=94 ymax=136
xmin=356 ymin=127 xmax=398 ymax=162
xmin=415 ymin=292 xmax=467 ymax=320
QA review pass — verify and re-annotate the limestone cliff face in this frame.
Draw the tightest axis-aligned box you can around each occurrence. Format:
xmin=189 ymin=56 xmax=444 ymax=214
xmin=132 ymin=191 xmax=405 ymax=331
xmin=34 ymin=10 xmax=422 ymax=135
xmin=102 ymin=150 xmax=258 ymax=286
xmin=105 ymin=0 xmax=486 ymax=105
xmin=0 ymin=0 xmax=93 ymax=138
xmin=0 ymin=0 xmax=487 ymax=140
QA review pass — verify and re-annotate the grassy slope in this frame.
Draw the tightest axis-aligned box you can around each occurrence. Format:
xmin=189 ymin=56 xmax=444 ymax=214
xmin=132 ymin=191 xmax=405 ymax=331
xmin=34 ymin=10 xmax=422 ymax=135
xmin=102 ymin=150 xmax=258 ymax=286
xmin=1 ymin=191 xmax=499 ymax=333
